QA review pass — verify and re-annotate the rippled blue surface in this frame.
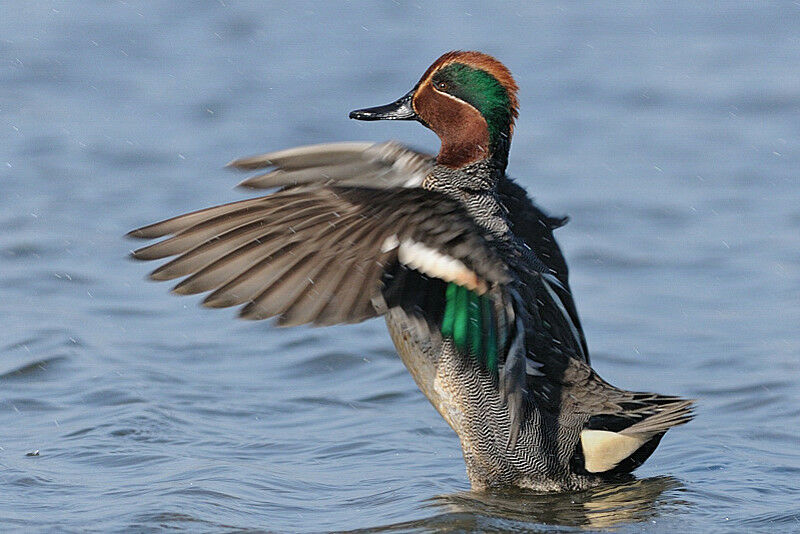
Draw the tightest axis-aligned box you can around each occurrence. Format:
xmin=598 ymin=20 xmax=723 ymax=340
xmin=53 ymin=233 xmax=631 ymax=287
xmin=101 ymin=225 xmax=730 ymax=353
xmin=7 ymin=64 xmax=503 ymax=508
xmin=2 ymin=2 xmax=799 ymax=532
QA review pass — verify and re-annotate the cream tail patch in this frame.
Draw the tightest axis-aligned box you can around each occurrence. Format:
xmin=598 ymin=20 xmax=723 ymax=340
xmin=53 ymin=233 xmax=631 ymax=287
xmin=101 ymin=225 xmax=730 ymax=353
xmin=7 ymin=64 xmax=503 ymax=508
xmin=580 ymin=429 xmax=654 ymax=473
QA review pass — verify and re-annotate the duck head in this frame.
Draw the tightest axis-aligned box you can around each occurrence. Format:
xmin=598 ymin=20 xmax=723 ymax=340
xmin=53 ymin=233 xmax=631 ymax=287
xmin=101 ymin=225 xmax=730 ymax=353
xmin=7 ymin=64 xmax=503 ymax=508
xmin=350 ymin=51 xmax=519 ymax=170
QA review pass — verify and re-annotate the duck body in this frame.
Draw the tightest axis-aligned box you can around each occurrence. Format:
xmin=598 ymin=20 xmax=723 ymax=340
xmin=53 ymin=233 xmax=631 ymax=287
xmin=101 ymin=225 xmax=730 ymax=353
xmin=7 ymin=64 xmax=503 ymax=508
xmin=385 ymin=160 xmax=685 ymax=491
xmin=129 ymin=51 xmax=693 ymax=491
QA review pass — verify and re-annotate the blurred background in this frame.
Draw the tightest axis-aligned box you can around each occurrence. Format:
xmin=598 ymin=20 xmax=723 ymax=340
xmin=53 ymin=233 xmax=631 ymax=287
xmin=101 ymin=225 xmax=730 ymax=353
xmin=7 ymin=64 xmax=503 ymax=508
xmin=1 ymin=1 xmax=799 ymax=532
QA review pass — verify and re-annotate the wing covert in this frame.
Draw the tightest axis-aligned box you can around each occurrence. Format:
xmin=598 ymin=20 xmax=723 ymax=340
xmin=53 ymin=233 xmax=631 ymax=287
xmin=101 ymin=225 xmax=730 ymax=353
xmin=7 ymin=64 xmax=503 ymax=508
xmin=227 ymin=141 xmax=435 ymax=190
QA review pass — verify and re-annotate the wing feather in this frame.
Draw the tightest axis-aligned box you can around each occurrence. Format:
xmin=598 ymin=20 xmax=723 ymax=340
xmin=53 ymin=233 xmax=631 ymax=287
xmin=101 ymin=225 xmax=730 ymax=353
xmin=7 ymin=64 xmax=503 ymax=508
xmin=132 ymin=198 xmax=318 ymax=261
xmin=229 ymin=141 xmax=435 ymax=190
xmin=203 ymin=239 xmax=305 ymax=309
xmin=172 ymin=229 xmax=292 ymax=295
xmin=227 ymin=142 xmax=376 ymax=170
xmin=239 ymin=162 xmax=386 ymax=189
xmin=131 ymin=186 xmax=509 ymax=327
xmin=291 ymin=258 xmax=356 ymax=326
xmin=127 ymin=197 xmax=271 ymax=239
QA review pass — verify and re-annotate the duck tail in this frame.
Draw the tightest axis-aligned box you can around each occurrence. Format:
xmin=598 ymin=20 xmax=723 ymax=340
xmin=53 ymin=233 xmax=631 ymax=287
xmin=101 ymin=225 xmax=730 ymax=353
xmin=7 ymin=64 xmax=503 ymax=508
xmin=619 ymin=398 xmax=695 ymax=436
xmin=576 ymin=395 xmax=695 ymax=475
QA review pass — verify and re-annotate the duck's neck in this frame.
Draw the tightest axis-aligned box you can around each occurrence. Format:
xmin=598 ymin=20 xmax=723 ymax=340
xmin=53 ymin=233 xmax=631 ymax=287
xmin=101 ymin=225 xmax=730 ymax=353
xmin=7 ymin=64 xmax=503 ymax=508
xmin=426 ymin=159 xmax=500 ymax=191
xmin=436 ymin=132 xmax=511 ymax=173
xmin=425 ymin=159 xmax=511 ymax=238
xmin=490 ymin=131 xmax=512 ymax=173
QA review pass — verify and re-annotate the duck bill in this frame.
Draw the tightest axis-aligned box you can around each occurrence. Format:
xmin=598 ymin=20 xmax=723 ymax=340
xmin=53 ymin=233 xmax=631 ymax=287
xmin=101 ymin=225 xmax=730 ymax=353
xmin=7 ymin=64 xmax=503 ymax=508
xmin=349 ymin=90 xmax=417 ymax=121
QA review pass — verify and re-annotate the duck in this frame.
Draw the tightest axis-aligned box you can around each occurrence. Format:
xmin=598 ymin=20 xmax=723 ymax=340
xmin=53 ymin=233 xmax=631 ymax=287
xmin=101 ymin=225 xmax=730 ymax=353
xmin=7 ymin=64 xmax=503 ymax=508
xmin=128 ymin=51 xmax=694 ymax=492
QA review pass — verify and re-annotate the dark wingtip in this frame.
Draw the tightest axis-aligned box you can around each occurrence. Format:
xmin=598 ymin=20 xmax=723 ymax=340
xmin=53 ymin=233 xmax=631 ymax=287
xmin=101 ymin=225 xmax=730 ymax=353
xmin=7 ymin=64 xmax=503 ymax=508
xmin=126 ymin=228 xmax=148 ymax=239
xmin=549 ymin=215 xmax=570 ymax=229
xmin=226 ymin=157 xmax=277 ymax=171
xmin=128 ymin=247 xmax=145 ymax=260
xmin=127 ymin=224 xmax=169 ymax=240
xmin=236 ymin=176 xmax=267 ymax=190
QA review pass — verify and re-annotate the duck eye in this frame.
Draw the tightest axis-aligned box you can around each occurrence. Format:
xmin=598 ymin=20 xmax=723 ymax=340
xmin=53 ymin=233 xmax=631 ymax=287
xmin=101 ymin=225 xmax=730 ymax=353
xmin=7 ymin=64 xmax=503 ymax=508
xmin=436 ymin=81 xmax=448 ymax=91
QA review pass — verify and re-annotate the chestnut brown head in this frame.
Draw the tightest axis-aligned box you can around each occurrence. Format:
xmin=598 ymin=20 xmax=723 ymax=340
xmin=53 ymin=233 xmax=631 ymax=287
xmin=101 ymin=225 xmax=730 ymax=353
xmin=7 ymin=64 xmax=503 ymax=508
xmin=350 ymin=51 xmax=519 ymax=169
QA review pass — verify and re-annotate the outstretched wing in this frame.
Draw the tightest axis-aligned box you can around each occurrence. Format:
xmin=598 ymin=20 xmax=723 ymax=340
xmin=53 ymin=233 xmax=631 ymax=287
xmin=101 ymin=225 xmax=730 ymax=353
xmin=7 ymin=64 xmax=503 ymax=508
xmin=228 ymin=141 xmax=588 ymax=364
xmin=128 ymin=183 xmax=538 ymax=444
xmin=130 ymin=142 xmax=592 ymax=449
xmin=128 ymin=185 xmax=509 ymax=327
xmin=228 ymin=141 xmax=435 ymax=190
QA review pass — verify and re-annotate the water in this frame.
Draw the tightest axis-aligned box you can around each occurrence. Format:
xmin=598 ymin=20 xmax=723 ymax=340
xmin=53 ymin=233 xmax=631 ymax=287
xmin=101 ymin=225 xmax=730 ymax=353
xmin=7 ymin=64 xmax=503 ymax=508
xmin=2 ymin=1 xmax=799 ymax=532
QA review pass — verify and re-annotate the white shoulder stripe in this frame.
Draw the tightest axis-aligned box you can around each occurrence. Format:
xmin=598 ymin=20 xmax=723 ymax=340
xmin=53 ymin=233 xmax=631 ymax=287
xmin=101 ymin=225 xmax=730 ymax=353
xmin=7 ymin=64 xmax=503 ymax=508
xmin=395 ymin=238 xmax=487 ymax=294
xmin=380 ymin=234 xmax=400 ymax=253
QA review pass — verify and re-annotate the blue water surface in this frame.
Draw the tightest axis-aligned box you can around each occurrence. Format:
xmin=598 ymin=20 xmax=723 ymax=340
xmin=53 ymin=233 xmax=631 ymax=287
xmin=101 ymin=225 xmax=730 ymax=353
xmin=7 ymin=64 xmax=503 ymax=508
xmin=1 ymin=2 xmax=799 ymax=532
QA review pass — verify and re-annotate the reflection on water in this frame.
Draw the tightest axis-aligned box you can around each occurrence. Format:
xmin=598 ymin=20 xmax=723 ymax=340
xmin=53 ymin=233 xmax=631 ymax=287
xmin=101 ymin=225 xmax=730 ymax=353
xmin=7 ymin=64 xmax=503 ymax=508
xmin=354 ymin=477 xmax=683 ymax=532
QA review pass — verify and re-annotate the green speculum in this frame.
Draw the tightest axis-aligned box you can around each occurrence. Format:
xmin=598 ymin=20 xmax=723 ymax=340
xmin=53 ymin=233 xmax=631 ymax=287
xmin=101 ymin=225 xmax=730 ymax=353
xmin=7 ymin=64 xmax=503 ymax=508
xmin=441 ymin=282 xmax=499 ymax=373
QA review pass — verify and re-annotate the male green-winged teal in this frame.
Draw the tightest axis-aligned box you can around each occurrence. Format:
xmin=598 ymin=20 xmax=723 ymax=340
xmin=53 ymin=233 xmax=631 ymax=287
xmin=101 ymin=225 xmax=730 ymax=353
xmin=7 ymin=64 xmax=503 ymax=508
xmin=129 ymin=51 xmax=693 ymax=491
